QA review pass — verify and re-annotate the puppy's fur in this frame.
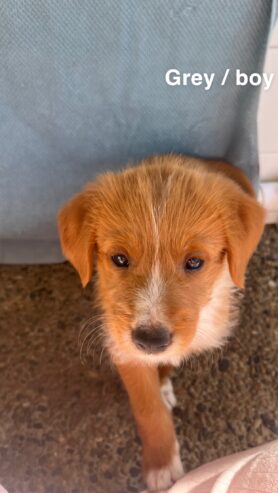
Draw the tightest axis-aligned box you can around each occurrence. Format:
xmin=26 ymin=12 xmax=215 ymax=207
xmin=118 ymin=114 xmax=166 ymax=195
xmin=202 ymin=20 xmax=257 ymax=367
xmin=58 ymin=155 xmax=265 ymax=492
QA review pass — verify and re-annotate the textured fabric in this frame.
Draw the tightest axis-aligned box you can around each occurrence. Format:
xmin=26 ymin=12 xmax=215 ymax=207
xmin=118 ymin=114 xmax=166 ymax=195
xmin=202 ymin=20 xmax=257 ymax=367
xmin=0 ymin=0 xmax=277 ymax=263
xmin=162 ymin=439 xmax=278 ymax=493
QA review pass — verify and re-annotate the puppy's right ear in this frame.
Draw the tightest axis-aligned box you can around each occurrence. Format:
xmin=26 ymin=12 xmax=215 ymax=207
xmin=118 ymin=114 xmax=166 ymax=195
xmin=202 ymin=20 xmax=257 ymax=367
xmin=58 ymin=190 xmax=95 ymax=287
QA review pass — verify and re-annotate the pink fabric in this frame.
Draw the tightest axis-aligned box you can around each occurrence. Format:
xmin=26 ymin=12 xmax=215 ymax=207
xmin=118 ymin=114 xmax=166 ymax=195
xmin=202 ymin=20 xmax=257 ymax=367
xmin=167 ymin=440 xmax=278 ymax=493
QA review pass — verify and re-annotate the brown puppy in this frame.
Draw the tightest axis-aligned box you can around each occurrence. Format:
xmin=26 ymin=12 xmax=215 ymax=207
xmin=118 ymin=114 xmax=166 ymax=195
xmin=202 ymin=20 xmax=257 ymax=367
xmin=58 ymin=155 xmax=265 ymax=492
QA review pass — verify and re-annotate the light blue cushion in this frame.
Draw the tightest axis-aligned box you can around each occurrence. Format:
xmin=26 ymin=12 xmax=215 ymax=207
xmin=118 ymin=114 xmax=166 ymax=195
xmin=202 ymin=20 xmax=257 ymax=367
xmin=0 ymin=0 xmax=277 ymax=262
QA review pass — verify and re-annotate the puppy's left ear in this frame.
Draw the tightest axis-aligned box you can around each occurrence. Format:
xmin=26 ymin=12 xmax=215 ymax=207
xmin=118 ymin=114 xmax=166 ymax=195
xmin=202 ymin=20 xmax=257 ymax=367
xmin=58 ymin=189 xmax=95 ymax=287
xmin=225 ymin=190 xmax=265 ymax=289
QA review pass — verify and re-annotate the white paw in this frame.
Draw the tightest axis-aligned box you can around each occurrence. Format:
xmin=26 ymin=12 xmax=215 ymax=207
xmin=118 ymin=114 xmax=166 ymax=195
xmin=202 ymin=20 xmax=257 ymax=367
xmin=160 ymin=377 xmax=177 ymax=411
xmin=145 ymin=444 xmax=184 ymax=492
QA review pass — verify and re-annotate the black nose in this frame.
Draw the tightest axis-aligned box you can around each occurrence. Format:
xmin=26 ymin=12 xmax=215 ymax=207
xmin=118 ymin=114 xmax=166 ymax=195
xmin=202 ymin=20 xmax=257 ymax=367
xmin=132 ymin=325 xmax=172 ymax=353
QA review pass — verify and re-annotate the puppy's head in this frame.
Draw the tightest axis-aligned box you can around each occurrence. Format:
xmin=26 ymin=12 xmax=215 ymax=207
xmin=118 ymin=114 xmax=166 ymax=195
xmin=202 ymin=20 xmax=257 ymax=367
xmin=58 ymin=155 xmax=265 ymax=366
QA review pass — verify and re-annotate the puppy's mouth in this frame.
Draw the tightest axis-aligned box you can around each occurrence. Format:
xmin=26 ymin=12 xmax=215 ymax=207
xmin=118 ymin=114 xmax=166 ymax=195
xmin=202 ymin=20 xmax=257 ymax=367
xmin=131 ymin=324 xmax=173 ymax=355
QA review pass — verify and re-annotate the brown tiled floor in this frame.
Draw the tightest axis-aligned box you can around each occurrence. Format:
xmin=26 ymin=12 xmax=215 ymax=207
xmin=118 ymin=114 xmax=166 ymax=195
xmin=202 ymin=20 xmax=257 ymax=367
xmin=0 ymin=226 xmax=277 ymax=493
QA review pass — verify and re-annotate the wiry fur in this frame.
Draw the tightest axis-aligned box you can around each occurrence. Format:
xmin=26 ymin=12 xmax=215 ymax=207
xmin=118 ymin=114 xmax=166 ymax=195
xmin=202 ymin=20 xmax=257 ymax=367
xmin=58 ymin=154 xmax=265 ymax=491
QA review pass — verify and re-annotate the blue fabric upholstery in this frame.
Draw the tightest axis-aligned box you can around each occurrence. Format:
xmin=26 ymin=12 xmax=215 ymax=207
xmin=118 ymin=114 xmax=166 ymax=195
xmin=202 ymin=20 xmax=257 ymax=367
xmin=0 ymin=0 xmax=277 ymax=263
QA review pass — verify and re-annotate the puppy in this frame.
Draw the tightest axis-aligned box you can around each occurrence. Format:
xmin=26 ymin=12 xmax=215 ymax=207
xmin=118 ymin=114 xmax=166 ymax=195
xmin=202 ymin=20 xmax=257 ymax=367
xmin=58 ymin=154 xmax=265 ymax=492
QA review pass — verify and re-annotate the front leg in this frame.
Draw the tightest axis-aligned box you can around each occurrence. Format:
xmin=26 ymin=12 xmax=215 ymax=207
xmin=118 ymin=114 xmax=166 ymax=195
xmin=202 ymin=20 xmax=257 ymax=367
xmin=117 ymin=364 xmax=183 ymax=492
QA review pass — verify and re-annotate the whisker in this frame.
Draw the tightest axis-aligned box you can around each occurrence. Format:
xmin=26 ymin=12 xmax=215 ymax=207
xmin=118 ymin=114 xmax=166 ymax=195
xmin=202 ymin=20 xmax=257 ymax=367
xmin=79 ymin=323 xmax=103 ymax=351
xmin=79 ymin=327 xmax=102 ymax=364
xmin=99 ymin=345 xmax=106 ymax=367
xmin=86 ymin=330 xmax=104 ymax=356
xmin=78 ymin=314 xmax=103 ymax=345
xmin=76 ymin=316 xmax=116 ymax=367
xmin=92 ymin=336 xmax=105 ymax=365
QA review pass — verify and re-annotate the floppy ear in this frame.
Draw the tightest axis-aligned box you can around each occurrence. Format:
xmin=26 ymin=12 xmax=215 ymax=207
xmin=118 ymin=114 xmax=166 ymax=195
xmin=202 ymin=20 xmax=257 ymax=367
xmin=225 ymin=191 xmax=265 ymax=289
xmin=58 ymin=190 xmax=95 ymax=287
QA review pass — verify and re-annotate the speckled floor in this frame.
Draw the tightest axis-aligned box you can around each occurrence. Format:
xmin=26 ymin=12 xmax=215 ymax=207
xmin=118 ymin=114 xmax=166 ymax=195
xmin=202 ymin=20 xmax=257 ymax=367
xmin=0 ymin=225 xmax=277 ymax=493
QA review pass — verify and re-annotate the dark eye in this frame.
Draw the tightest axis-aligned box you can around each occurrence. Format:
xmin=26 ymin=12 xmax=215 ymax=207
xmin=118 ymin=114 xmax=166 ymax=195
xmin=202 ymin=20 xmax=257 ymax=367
xmin=111 ymin=254 xmax=129 ymax=268
xmin=185 ymin=257 xmax=204 ymax=272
